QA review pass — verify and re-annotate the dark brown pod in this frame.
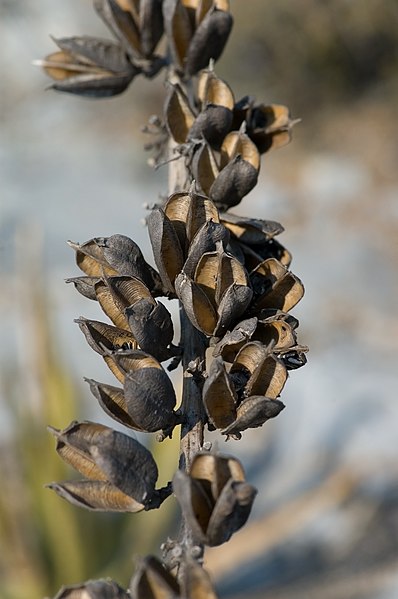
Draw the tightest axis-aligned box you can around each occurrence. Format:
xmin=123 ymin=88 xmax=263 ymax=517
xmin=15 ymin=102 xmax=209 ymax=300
xmin=249 ymin=103 xmax=300 ymax=153
xmin=75 ymin=317 xmax=137 ymax=355
xmin=215 ymin=282 xmax=253 ymax=337
xmin=130 ymin=555 xmax=180 ymax=599
xmin=95 ymin=235 xmax=165 ymax=296
xmin=47 ymin=421 xmax=159 ymax=511
xmin=203 ymin=356 xmax=237 ymax=430
xmin=85 ymin=378 xmax=145 ymax=431
xmin=222 ymin=396 xmax=285 ymax=439
xmin=173 ymin=452 xmax=256 ymax=546
xmin=147 ymin=208 xmax=185 ymax=293
xmin=123 ymin=352 xmax=179 ymax=433
xmin=162 ymin=0 xmax=193 ymax=71
xmin=188 ymin=104 xmax=233 ymax=149
xmin=175 ymin=272 xmax=218 ymax=336
xmin=220 ymin=213 xmax=284 ymax=245
xmin=183 ymin=219 xmax=229 ymax=278
xmin=250 ymin=258 xmax=304 ymax=313
xmin=213 ymin=317 xmax=258 ymax=362
xmin=139 ymin=0 xmax=165 ymax=58
xmin=210 ymin=154 xmax=259 ymax=211
xmin=125 ymin=298 xmax=177 ymax=362
xmin=184 ymin=7 xmax=233 ymax=76
xmin=53 ymin=579 xmax=129 ymax=599
xmin=191 ymin=141 xmax=219 ymax=196
xmin=36 ymin=36 xmax=137 ymax=97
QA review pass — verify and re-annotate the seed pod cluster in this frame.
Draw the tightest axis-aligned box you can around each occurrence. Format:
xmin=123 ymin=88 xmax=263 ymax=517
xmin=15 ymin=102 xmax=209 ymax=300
xmin=66 ymin=235 xmax=181 ymax=438
xmin=173 ymin=452 xmax=257 ymax=546
xmin=47 ymin=421 xmax=172 ymax=512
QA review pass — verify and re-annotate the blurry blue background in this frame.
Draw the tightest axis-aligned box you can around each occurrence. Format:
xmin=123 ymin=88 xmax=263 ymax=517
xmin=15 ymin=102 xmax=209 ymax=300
xmin=1 ymin=1 xmax=398 ymax=598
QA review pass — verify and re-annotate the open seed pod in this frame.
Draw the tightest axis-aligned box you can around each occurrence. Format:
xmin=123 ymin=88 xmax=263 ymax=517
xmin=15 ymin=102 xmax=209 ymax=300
xmin=191 ymin=141 xmax=220 ymax=195
xmin=85 ymin=378 xmax=146 ymax=431
xmin=130 ymin=555 xmax=180 ymax=599
xmin=35 ymin=35 xmax=138 ymax=97
xmin=220 ymin=213 xmax=284 ymax=246
xmin=248 ymin=103 xmax=300 ymax=153
xmin=179 ymin=554 xmax=219 ymax=599
xmin=221 ymin=395 xmax=285 ymax=440
xmin=164 ymin=83 xmax=196 ymax=144
xmin=183 ymin=219 xmax=229 ymax=278
xmin=175 ymin=247 xmax=252 ymax=337
xmin=213 ymin=312 xmax=299 ymax=363
xmin=147 ymin=208 xmax=185 ymax=294
xmin=94 ymin=0 xmax=165 ymax=67
xmin=250 ymin=257 xmax=305 ymax=313
xmin=209 ymin=130 xmax=260 ymax=211
xmin=187 ymin=70 xmax=234 ymax=149
xmin=173 ymin=452 xmax=257 ymax=546
xmin=53 ymin=579 xmax=128 ymax=599
xmin=126 ymin=298 xmax=177 ymax=362
xmin=203 ymin=356 xmax=237 ymax=431
xmin=47 ymin=421 xmax=168 ymax=512
xmin=75 ymin=317 xmax=138 ymax=355
xmin=229 ymin=341 xmax=288 ymax=400
xmin=163 ymin=0 xmax=233 ymax=76
xmin=120 ymin=350 xmax=179 ymax=434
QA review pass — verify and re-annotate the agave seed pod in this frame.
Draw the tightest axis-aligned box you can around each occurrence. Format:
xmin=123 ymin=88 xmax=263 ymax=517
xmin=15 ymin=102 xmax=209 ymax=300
xmin=47 ymin=422 xmax=162 ymax=511
xmin=238 ymin=237 xmax=292 ymax=272
xmin=95 ymin=235 xmax=165 ymax=295
xmin=85 ymin=378 xmax=145 ymax=431
xmin=65 ymin=276 xmax=100 ymax=301
xmin=36 ymin=35 xmax=138 ymax=97
xmin=184 ymin=7 xmax=233 ymax=77
xmin=220 ymin=213 xmax=284 ymax=245
xmin=147 ymin=207 xmax=185 ymax=293
xmin=53 ymin=579 xmax=129 ymax=599
xmin=75 ymin=317 xmax=138 ymax=355
xmin=163 ymin=0 xmax=194 ymax=71
xmin=212 ymin=317 xmax=258 ymax=362
xmin=179 ymin=554 xmax=219 ymax=599
xmin=94 ymin=0 xmax=164 ymax=63
xmin=94 ymin=279 xmax=130 ymax=330
xmin=250 ymin=257 xmax=305 ymax=313
xmin=245 ymin=352 xmax=288 ymax=399
xmin=164 ymin=83 xmax=196 ymax=144
xmin=209 ymin=130 xmax=260 ymax=210
xmin=173 ymin=452 xmax=256 ymax=546
xmin=68 ymin=239 xmax=118 ymax=277
xmin=183 ymin=219 xmax=229 ymax=278
xmin=130 ymin=555 xmax=180 ymax=599
xmin=248 ymin=103 xmax=300 ymax=153
xmin=221 ymin=396 xmax=285 ymax=440
xmin=122 ymin=350 xmax=179 ymax=433
xmin=125 ymin=298 xmax=177 ymax=362
xmin=191 ymin=141 xmax=219 ymax=195
xmin=229 ymin=341 xmax=268 ymax=396
xmin=175 ymin=272 xmax=218 ymax=336
xmin=203 ymin=356 xmax=237 ymax=430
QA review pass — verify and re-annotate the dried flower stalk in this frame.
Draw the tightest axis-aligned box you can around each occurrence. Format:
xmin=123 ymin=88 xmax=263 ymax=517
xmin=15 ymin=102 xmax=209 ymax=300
xmin=36 ymin=1 xmax=307 ymax=596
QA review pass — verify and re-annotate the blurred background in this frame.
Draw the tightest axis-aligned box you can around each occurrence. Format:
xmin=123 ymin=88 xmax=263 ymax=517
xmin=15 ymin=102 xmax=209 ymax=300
xmin=1 ymin=1 xmax=398 ymax=597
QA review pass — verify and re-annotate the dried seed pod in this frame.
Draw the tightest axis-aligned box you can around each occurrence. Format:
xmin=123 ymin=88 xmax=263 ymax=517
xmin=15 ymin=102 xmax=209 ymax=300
xmin=184 ymin=7 xmax=233 ymax=76
xmin=164 ymin=83 xmax=196 ymax=144
xmin=279 ymin=345 xmax=308 ymax=370
xmin=175 ymin=272 xmax=218 ymax=336
xmin=179 ymin=555 xmax=219 ymax=599
xmin=75 ymin=317 xmax=138 ymax=354
xmin=191 ymin=142 xmax=219 ymax=195
xmin=48 ymin=422 xmax=161 ymax=511
xmin=53 ymin=579 xmax=129 ymax=599
xmin=94 ymin=0 xmax=164 ymax=63
xmin=68 ymin=239 xmax=118 ymax=277
xmin=65 ymin=276 xmax=100 ymax=301
xmin=95 ymin=235 xmax=165 ymax=295
xmin=249 ymin=103 xmax=300 ymax=153
xmin=85 ymin=378 xmax=145 ymax=431
xmin=198 ymin=68 xmax=234 ymax=110
xmin=229 ymin=341 xmax=268 ymax=396
xmin=94 ymin=279 xmax=129 ymax=330
xmin=125 ymin=298 xmax=176 ymax=362
xmin=163 ymin=0 xmax=193 ymax=71
xmin=238 ymin=237 xmax=292 ymax=272
xmin=183 ymin=219 xmax=229 ymax=278
xmin=130 ymin=555 xmax=180 ymax=599
xmin=36 ymin=36 xmax=138 ymax=97
xmin=220 ymin=213 xmax=284 ymax=245
xmin=147 ymin=208 xmax=185 ymax=293
xmin=250 ymin=258 xmax=305 ymax=312
xmin=220 ymin=129 xmax=260 ymax=171
xmin=173 ymin=452 xmax=256 ymax=546
xmin=213 ymin=317 xmax=258 ymax=361
xmin=123 ymin=350 xmax=179 ymax=433
xmin=210 ymin=155 xmax=259 ymax=211
xmin=222 ymin=396 xmax=285 ymax=439
xmin=203 ymin=356 xmax=237 ymax=430
xmin=245 ymin=353 xmax=288 ymax=399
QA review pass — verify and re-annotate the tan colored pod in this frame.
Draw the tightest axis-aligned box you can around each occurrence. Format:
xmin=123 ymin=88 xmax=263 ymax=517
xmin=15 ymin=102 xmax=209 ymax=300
xmin=250 ymin=257 xmax=305 ymax=312
xmin=130 ymin=555 xmax=180 ymax=599
xmin=203 ymin=356 xmax=237 ymax=430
